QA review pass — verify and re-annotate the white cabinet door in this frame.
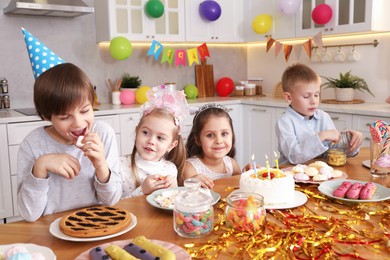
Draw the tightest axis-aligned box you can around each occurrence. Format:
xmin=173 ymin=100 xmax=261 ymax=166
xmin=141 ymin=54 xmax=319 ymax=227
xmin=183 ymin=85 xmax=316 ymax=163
xmin=243 ymin=105 xmax=277 ymax=167
xmin=0 ymin=124 xmax=13 ymax=219
xmin=296 ymin=0 xmax=390 ymax=38
xmin=352 ymin=114 xmax=388 ymax=148
xmin=119 ymin=113 xmax=141 ymax=156
xmin=185 ymin=0 xmax=244 ymax=42
xmin=95 ymin=115 xmax=121 ymax=154
xmin=225 ymin=105 xmax=243 ymax=167
xmin=244 ymin=0 xmax=296 ymax=42
xmin=95 ymin=0 xmax=185 ymax=42
xmin=327 ymin=112 xmax=353 ymax=131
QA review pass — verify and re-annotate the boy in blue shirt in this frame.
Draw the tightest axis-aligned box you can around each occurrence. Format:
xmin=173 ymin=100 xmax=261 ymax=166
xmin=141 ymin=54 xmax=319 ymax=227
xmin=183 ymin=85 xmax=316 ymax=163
xmin=276 ymin=63 xmax=362 ymax=165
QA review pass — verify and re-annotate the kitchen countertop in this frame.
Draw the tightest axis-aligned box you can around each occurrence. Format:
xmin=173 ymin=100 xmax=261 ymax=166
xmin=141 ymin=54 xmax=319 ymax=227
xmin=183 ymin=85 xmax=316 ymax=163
xmin=1 ymin=96 xmax=390 ymax=124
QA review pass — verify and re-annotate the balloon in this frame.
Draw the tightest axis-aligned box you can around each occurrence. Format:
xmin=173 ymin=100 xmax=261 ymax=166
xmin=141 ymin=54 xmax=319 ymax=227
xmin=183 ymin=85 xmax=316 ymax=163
xmin=199 ymin=0 xmax=222 ymax=22
xmin=135 ymin=86 xmax=151 ymax=104
xmin=109 ymin=36 xmax=132 ymax=60
xmin=120 ymin=89 xmax=136 ymax=105
xmin=216 ymin=77 xmax=234 ymax=97
xmin=278 ymin=0 xmax=301 ymax=16
xmin=252 ymin=14 xmax=273 ymax=34
xmin=312 ymin=4 xmax=333 ymax=25
xmin=145 ymin=0 xmax=164 ymax=18
xmin=184 ymin=84 xmax=198 ymax=99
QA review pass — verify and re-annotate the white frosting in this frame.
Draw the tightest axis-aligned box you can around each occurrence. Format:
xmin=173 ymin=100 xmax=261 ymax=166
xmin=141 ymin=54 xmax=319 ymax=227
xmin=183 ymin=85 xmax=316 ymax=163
xmin=76 ymin=136 xmax=85 ymax=148
xmin=239 ymin=169 xmax=295 ymax=205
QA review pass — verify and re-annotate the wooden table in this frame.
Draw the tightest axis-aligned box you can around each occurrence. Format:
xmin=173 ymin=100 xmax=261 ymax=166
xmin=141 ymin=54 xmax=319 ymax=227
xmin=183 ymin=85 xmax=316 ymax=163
xmin=1 ymin=147 xmax=389 ymax=259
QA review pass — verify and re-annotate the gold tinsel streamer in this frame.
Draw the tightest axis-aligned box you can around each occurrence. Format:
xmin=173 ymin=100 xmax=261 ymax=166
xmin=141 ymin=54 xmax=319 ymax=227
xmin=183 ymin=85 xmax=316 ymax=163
xmin=184 ymin=185 xmax=390 ymax=259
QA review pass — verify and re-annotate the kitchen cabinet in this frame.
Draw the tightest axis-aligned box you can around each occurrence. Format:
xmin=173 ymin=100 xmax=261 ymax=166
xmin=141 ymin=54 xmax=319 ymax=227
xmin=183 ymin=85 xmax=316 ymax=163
xmin=225 ymin=104 xmax=243 ymax=166
xmin=0 ymin=124 xmax=12 ymax=220
xmin=244 ymin=0 xmax=296 ymax=41
xmin=119 ymin=112 xmax=140 ymax=156
xmin=242 ymin=105 xmax=277 ymax=167
xmin=328 ymin=112 xmax=353 ymax=131
xmin=296 ymin=0 xmax=390 ymax=38
xmin=95 ymin=0 xmax=185 ymax=42
xmin=185 ymin=0 xmax=244 ymax=42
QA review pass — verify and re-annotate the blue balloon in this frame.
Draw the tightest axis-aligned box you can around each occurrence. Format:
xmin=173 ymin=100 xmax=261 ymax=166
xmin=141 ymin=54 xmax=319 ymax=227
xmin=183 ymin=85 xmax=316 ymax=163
xmin=199 ymin=0 xmax=221 ymax=22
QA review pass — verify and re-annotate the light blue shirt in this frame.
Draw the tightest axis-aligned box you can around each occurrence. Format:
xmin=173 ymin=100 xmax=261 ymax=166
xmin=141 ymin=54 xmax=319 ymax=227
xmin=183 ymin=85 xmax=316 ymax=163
xmin=276 ymin=106 xmax=336 ymax=165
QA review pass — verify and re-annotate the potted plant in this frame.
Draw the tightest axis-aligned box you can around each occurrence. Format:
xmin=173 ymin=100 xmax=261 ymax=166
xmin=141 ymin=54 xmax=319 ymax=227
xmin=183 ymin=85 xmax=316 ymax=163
xmin=321 ymin=71 xmax=374 ymax=102
xmin=119 ymin=73 xmax=142 ymax=105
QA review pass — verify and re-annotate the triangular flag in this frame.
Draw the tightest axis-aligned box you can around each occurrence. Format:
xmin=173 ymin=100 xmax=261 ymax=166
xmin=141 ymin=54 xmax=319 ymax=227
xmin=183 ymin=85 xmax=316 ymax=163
xmin=312 ymin=32 xmax=323 ymax=49
xmin=283 ymin=44 xmax=293 ymax=62
xmin=293 ymin=44 xmax=302 ymax=60
xmin=266 ymin=37 xmax=275 ymax=53
xmin=303 ymin=39 xmax=312 ymax=58
xmin=160 ymin=47 xmax=175 ymax=65
xmin=186 ymin=48 xmax=199 ymax=66
xmin=21 ymin=27 xmax=65 ymax=79
xmin=175 ymin=50 xmax=186 ymax=67
xmin=197 ymin=43 xmax=210 ymax=62
xmin=275 ymin=41 xmax=283 ymax=57
xmin=147 ymin=40 xmax=163 ymax=60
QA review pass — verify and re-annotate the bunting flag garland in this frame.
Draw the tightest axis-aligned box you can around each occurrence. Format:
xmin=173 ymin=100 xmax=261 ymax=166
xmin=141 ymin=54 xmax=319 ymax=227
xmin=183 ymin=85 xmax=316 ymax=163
xmin=160 ymin=47 xmax=174 ymax=65
xmin=147 ymin=40 xmax=163 ymax=60
xmin=187 ymin=48 xmax=199 ymax=66
xmin=146 ymin=40 xmax=210 ymax=67
xmin=175 ymin=50 xmax=186 ymax=67
xmin=266 ymin=32 xmax=323 ymax=62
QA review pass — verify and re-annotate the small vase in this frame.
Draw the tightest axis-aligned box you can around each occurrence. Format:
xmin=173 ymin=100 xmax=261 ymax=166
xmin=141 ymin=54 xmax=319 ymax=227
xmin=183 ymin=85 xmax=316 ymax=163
xmin=112 ymin=90 xmax=121 ymax=105
xmin=335 ymin=88 xmax=354 ymax=102
xmin=119 ymin=89 xmax=135 ymax=105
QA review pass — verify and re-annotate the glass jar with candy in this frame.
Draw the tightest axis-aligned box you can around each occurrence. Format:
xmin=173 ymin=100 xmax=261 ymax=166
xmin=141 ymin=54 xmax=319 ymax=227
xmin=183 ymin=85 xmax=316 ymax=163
xmin=173 ymin=178 xmax=214 ymax=238
xmin=225 ymin=191 xmax=266 ymax=232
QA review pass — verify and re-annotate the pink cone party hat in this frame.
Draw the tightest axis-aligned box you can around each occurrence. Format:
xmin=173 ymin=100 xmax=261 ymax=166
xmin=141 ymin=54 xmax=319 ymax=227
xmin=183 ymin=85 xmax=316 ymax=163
xmin=21 ymin=27 xmax=65 ymax=79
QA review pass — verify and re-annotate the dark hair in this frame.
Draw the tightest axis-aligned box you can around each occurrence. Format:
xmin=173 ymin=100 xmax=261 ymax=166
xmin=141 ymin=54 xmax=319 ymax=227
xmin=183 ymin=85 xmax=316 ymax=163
xmin=281 ymin=63 xmax=320 ymax=93
xmin=186 ymin=105 xmax=236 ymax=158
xmin=34 ymin=63 xmax=94 ymax=120
xmin=130 ymin=108 xmax=186 ymax=187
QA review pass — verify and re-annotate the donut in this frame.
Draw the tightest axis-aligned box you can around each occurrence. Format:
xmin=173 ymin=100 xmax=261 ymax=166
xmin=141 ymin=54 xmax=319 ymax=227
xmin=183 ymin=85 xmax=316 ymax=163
xmin=346 ymin=182 xmax=364 ymax=199
xmin=333 ymin=181 xmax=352 ymax=198
xmin=123 ymin=243 xmax=158 ymax=260
xmin=89 ymin=246 xmax=112 ymax=260
xmin=359 ymin=182 xmax=377 ymax=200
xmin=105 ymin=245 xmax=137 ymax=260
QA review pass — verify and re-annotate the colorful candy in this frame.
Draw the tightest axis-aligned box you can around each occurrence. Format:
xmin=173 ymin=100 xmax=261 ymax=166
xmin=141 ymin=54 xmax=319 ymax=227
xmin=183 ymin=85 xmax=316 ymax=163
xmin=174 ymin=209 xmax=213 ymax=237
xmin=370 ymin=120 xmax=390 ymax=142
xmin=225 ymin=193 xmax=266 ymax=232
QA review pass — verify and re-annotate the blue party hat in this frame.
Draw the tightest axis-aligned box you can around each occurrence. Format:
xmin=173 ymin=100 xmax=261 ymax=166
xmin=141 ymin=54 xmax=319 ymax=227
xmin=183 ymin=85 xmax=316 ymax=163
xmin=21 ymin=27 xmax=65 ymax=79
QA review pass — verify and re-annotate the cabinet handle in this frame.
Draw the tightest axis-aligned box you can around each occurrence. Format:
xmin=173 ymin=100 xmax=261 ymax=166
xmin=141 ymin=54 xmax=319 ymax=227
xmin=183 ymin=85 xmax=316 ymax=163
xmin=364 ymin=137 xmax=371 ymax=141
xmin=252 ymin=108 xmax=267 ymax=112
xmin=366 ymin=123 xmax=371 ymax=126
xmin=226 ymin=108 xmax=233 ymax=112
xmin=331 ymin=117 xmax=339 ymax=120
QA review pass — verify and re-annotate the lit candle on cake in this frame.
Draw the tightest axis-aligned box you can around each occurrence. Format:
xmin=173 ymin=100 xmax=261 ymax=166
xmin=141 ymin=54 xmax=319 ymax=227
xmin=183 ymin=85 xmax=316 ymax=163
xmin=274 ymin=151 xmax=279 ymax=170
xmin=265 ymin=155 xmax=270 ymax=179
xmin=251 ymin=154 xmax=257 ymax=176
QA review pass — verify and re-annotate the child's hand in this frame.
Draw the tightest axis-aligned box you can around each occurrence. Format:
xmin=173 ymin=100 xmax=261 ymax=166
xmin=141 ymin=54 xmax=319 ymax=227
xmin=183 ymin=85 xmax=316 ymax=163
xmin=141 ymin=175 xmax=171 ymax=195
xmin=34 ymin=153 xmax=80 ymax=179
xmin=347 ymin=130 xmax=363 ymax=153
xmin=163 ymin=175 xmax=178 ymax=188
xmin=77 ymin=133 xmax=109 ymax=182
xmin=318 ymin=129 xmax=340 ymax=142
xmin=192 ymin=174 xmax=214 ymax=189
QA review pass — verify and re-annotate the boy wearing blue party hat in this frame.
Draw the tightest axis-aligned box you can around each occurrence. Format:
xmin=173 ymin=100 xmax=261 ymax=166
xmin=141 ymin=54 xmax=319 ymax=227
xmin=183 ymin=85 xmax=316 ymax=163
xmin=17 ymin=28 xmax=122 ymax=222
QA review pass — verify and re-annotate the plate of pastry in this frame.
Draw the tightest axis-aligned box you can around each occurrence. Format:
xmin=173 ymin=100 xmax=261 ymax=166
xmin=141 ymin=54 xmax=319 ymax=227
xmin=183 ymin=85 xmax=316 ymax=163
xmin=0 ymin=243 xmax=56 ymax=260
xmin=49 ymin=206 xmax=137 ymax=242
xmin=282 ymin=161 xmax=347 ymax=184
xmin=318 ymin=179 xmax=390 ymax=203
xmin=146 ymin=187 xmax=220 ymax=210
xmin=74 ymin=236 xmax=191 ymax=260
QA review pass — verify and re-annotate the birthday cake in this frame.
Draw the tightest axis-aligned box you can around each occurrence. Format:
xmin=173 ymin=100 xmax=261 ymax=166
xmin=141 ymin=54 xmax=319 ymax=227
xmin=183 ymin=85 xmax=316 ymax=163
xmin=239 ymin=168 xmax=295 ymax=205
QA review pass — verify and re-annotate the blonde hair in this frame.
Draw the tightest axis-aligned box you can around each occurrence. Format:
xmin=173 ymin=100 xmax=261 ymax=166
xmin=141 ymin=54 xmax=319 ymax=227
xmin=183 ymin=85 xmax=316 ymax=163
xmin=281 ymin=63 xmax=320 ymax=93
xmin=130 ymin=108 xmax=186 ymax=187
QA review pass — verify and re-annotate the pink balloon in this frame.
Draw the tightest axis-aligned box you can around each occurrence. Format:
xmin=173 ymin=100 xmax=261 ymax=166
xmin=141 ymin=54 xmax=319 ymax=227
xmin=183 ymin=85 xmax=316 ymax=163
xmin=278 ymin=0 xmax=301 ymax=16
xmin=312 ymin=4 xmax=333 ymax=25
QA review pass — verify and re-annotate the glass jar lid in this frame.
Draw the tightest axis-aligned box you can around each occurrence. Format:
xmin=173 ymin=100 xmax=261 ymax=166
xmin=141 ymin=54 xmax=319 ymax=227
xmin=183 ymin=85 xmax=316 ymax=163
xmin=174 ymin=178 xmax=212 ymax=212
